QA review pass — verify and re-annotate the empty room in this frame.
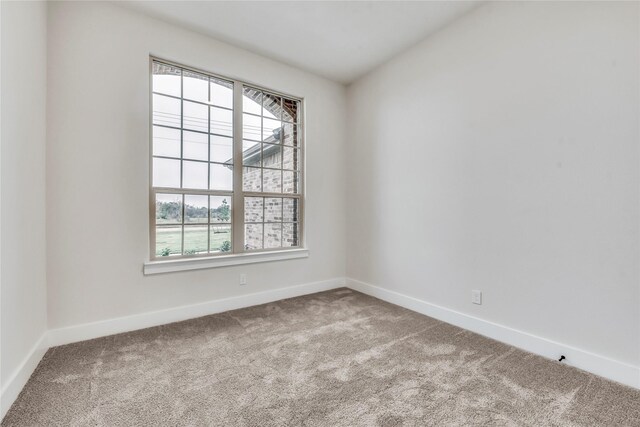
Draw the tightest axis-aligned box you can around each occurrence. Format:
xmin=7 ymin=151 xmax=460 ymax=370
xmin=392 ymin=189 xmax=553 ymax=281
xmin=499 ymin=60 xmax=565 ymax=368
xmin=1 ymin=0 xmax=639 ymax=425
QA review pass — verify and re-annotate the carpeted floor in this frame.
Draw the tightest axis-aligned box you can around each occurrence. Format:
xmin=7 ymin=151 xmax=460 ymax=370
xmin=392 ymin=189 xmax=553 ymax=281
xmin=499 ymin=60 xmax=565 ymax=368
xmin=3 ymin=288 xmax=640 ymax=426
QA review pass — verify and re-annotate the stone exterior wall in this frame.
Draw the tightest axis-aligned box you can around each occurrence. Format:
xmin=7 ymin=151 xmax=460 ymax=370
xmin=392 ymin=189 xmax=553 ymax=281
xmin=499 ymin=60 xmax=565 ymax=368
xmin=243 ymin=146 xmax=300 ymax=250
xmin=244 ymin=196 xmax=299 ymax=249
xmin=243 ymin=164 xmax=299 ymax=193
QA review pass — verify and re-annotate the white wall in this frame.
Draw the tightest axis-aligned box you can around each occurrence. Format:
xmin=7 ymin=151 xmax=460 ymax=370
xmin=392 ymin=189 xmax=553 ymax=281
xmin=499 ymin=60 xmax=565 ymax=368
xmin=1 ymin=0 xmax=48 ymax=408
xmin=46 ymin=1 xmax=347 ymax=329
xmin=347 ymin=1 xmax=640 ymax=368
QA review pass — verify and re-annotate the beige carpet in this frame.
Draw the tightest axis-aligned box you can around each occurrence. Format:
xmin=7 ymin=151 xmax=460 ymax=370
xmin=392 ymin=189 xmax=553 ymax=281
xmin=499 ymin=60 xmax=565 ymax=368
xmin=3 ymin=288 xmax=640 ymax=426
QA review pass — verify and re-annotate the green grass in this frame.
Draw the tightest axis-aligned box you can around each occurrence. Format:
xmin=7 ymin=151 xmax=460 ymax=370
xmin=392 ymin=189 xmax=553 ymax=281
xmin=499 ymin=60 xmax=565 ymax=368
xmin=156 ymin=226 xmax=231 ymax=256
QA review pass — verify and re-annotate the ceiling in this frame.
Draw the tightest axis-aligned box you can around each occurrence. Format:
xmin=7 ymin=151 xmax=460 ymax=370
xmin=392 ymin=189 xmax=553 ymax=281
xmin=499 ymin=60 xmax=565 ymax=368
xmin=118 ymin=1 xmax=480 ymax=84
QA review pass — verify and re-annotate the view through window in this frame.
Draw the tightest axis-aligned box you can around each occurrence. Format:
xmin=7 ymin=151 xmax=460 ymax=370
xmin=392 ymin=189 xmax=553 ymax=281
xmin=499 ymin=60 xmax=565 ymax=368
xmin=151 ymin=59 xmax=302 ymax=259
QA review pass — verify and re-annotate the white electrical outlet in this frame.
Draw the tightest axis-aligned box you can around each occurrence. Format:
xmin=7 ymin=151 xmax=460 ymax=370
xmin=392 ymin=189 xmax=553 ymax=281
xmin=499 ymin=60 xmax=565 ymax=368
xmin=239 ymin=274 xmax=247 ymax=285
xmin=472 ymin=290 xmax=482 ymax=305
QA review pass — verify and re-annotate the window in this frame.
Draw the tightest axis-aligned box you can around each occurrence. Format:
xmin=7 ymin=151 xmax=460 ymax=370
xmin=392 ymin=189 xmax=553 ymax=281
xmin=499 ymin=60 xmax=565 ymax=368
xmin=150 ymin=58 xmax=303 ymax=261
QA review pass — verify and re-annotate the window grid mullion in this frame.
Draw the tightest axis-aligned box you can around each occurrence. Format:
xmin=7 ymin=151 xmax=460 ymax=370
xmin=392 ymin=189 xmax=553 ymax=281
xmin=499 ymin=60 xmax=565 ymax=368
xmin=153 ymin=156 xmax=229 ymax=166
xmin=180 ymin=70 xmax=185 ymax=256
xmin=280 ymin=97 xmax=284 ymax=184
xmin=262 ymin=196 xmax=267 ymax=250
xmin=151 ymin=91 xmax=233 ymax=111
xmin=258 ymin=93 xmax=264 ymax=250
xmin=232 ymin=81 xmax=245 ymax=253
xmin=207 ymin=77 xmax=211 ymax=253
xmin=181 ymin=194 xmax=185 ymax=255
xmin=179 ymin=69 xmax=184 ymax=190
xmin=154 ymin=122 xmax=229 ymax=139
xmin=207 ymin=195 xmax=211 ymax=253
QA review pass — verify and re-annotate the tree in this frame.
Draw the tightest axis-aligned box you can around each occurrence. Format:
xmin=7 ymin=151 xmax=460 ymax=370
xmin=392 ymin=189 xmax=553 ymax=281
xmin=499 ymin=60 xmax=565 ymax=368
xmin=212 ymin=199 xmax=230 ymax=222
xmin=220 ymin=240 xmax=231 ymax=252
xmin=156 ymin=200 xmax=181 ymax=222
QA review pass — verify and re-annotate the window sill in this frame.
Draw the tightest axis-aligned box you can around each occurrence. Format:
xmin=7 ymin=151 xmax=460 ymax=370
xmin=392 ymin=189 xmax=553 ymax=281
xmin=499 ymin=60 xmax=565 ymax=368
xmin=143 ymin=248 xmax=309 ymax=275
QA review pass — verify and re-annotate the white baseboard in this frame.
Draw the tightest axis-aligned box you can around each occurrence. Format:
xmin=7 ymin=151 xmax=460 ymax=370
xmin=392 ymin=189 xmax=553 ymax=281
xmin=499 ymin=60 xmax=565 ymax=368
xmin=346 ymin=278 xmax=640 ymax=390
xmin=48 ymin=277 xmax=346 ymax=348
xmin=1 ymin=333 xmax=49 ymax=420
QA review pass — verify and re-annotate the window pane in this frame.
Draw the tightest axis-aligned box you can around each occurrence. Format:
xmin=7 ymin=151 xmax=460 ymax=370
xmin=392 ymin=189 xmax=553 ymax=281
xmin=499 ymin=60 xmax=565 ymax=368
xmin=210 ymin=135 xmax=233 ymax=163
xmin=263 ymin=118 xmax=281 ymax=142
xmin=243 ymin=167 xmax=262 ymax=192
xmin=211 ymin=78 xmax=233 ymax=109
xmin=183 ymin=225 xmax=208 ymax=255
xmin=245 ymin=223 xmax=263 ymax=250
xmin=210 ymin=225 xmax=232 ymax=252
xmin=244 ymin=197 xmax=263 ymax=223
xmin=153 ymin=158 xmax=180 ymax=188
xmin=283 ymin=198 xmax=299 ymax=222
xmin=184 ymin=195 xmax=208 ymax=224
xmin=183 ymin=70 xmax=208 ymax=103
xmin=263 ymin=93 xmax=281 ymax=119
xmin=282 ymin=123 xmax=299 ymax=147
xmin=183 ymin=131 xmax=208 ymax=161
xmin=152 ymin=94 xmax=181 ymax=128
xmin=156 ymin=193 xmax=182 ymax=224
xmin=151 ymin=62 xmax=303 ymax=259
xmin=153 ymin=126 xmax=180 ymax=158
xmin=210 ymin=196 xmax=231 ymax=223
xmin=242 ymin=113 xmax=261 ymax=141
xmin=264 ymin=197 xmax=282 ymax=222
xmin=264 ymin=223 xmax=282 ymax=249
xmin=156 ymin=225 xmax=182 ymax=256
xmin=183 ymin=101 xmax=208 ymax=132
xmin=210 ymin=163 xmax=233 ymax=191
xmin=282 ymin=98 xmax=299 ymax=123
xmin=182 ymin=160 xmax=208 ymax=189
xmin=243 ymin=140 xmax=261 ymax=167
xmin=210 ymin=106 xmax=233 ymax=137
xmin=243 ymin=87 xmax=261 ymax=115
xmin=153 ymin=62 xmax=181 ymax=97
xmin=282 ymin=223 xmax=299 ymax=247
xmin=283 ymin=171 xmax=299 ymax=194
xmin=282 ymin=146 xmax=300 ymax=170
xmin=263 ymin=169 xmax=282 ymax=193
xmin=263 ymin=143 xmax=281 ymax=169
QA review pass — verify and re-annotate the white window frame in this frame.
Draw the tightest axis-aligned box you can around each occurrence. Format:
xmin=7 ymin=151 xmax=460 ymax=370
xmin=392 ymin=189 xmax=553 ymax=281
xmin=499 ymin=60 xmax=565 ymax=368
xmin=145 ymin=57 xmax=306 ymax=274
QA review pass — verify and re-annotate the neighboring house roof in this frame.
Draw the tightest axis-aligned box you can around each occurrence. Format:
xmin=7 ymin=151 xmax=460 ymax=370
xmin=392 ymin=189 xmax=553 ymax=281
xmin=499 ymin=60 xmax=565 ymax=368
xmin=235 ymin=88 xmax=294 ymax=167
xmin=230 ymin=129 xmax=281 ymax=168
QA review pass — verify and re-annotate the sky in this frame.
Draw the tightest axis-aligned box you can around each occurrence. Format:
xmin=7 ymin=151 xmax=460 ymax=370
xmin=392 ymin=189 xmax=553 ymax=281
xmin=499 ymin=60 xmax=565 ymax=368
xmin=151 ymin=71 xmax=282 ymax=197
